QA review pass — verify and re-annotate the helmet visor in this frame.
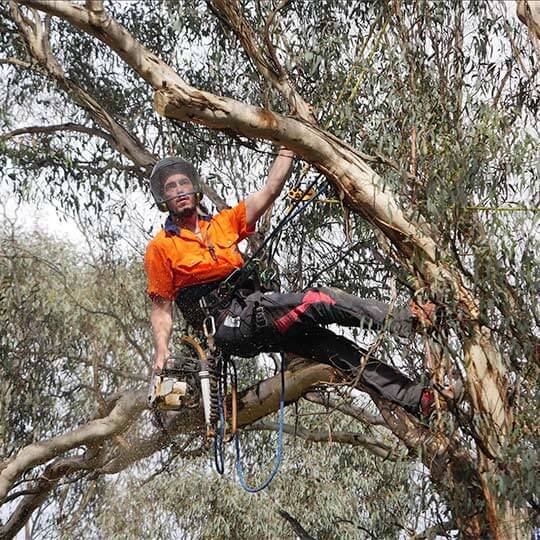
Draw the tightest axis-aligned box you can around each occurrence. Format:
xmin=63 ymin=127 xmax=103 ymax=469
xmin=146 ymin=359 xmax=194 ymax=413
xmin=149 ymin=158 xmax=201 ymax=205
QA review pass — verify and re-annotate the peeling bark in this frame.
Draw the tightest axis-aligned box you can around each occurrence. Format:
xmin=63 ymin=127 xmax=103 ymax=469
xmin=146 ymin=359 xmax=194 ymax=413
xmin=517 ymin=0 xmax=540 ymax=41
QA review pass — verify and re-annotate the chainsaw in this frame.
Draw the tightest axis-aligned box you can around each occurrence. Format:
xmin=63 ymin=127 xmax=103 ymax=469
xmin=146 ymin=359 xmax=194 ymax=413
xmin=147 ymin=336 xmax=213 ymax=435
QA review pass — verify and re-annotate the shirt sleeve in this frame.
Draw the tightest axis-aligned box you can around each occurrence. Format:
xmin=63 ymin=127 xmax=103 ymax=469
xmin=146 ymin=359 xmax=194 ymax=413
xmin=222 ymin=199 xmax=255 ymax=241
xmin=144 ymin=240 xmax=175 ymax=301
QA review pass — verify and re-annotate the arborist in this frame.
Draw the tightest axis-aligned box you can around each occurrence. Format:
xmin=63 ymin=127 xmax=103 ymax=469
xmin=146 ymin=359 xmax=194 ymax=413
xmin=144 ymin=148 xmax=440 ymax=418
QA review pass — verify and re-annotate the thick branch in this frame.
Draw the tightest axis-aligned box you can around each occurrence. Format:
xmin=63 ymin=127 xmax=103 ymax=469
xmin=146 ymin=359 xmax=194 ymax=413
xmin=236 ymin=361 xmax=339 ymax=425
xmin=0 ymin=391 xmax=146 ymax=502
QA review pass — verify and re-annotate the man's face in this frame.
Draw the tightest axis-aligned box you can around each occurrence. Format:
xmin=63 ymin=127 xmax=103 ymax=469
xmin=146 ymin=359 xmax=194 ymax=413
xmin=163 ymin=174 xmax=197 ymax=217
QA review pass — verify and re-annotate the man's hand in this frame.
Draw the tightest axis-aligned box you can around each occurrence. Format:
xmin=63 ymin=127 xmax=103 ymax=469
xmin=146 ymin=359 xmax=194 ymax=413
xmin=153 ymin=349 xmax=170 ymax=373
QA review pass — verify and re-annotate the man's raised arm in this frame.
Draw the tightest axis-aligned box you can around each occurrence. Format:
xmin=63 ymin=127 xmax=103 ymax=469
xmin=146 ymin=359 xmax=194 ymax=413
xmin=245 ymin=147 xmax=295 ymax=228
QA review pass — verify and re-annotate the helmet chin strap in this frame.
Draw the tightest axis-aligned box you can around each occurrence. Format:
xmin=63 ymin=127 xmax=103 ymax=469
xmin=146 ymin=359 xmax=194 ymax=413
xmin=160 ymin=190 xmax=201 ymax=205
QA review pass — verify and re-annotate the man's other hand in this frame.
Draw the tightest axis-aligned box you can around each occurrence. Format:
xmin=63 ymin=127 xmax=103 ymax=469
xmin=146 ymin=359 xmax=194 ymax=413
xmin=153 ymin=349 xmax=170 ymax=373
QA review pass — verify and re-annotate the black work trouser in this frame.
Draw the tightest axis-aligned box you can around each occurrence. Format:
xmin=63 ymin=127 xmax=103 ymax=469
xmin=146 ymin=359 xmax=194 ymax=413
xmin=213 ymin=287 xmax=424 ymax=414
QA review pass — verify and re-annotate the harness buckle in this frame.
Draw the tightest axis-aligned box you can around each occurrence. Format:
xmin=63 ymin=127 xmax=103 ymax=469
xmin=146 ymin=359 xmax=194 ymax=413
xmin=254 ymin=304 xmax=268 ymax=329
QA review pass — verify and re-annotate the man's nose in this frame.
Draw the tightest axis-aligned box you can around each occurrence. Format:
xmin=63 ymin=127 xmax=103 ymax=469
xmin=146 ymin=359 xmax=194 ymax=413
xmin=171 ymin=185 xmax=188 ymax=196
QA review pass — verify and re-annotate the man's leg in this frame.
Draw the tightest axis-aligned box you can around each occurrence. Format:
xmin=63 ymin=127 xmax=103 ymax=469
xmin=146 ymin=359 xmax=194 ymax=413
xmin=255 ymin=287 xmax=415 ymax=337
xmin=281 ymin=326 xmax=424 ymax=414
xmin=214 ymin=297 xmax=424 ymax=415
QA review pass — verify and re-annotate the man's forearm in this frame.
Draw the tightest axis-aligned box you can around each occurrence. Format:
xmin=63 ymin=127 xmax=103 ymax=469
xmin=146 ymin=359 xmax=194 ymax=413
xmin=245 ymin=147 xmax=295 ymax=226
xmin=150 ymin=299 xmax=173 ymax=370
xmin=266 ymin=147 xmax=295 ymax=196
xmin=152 ymin=315 xmax=172 ymax=352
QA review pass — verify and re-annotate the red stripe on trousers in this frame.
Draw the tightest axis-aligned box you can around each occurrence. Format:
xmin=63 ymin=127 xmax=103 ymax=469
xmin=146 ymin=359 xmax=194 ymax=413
xmin=274 ymin=290 xmax=336 ymax=334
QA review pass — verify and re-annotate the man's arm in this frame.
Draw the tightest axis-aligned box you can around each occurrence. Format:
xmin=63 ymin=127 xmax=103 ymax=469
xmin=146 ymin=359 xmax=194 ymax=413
xmin=150 ymin=295 xmax=173 ymax=372
xmin=245 ymin=147 xmax=295 ymax=228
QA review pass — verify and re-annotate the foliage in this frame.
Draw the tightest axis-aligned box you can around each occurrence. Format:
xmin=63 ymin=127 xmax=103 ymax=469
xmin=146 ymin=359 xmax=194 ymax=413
xmin=1 ymin=0 xmax=539 ymax=538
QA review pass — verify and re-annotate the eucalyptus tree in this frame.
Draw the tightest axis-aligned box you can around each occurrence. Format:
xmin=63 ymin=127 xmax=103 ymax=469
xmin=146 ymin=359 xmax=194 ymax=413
xmin=1 ymin=1 xmax=538 ymax=539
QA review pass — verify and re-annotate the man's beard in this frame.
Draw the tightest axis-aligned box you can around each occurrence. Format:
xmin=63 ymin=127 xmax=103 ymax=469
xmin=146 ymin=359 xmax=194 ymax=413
xmin=171 ymin=204 xmax=196 ymax=219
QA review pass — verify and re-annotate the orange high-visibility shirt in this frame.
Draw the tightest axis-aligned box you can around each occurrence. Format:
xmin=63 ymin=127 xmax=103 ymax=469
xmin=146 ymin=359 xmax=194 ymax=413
xmin=144 ymin=200 xmax=254 ymax=301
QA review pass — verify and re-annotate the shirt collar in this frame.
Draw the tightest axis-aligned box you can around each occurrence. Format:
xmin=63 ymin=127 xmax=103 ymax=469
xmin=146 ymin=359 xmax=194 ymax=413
xmin=164 ymin=214 xmax=179 ymax=235
xmin=163 ymin=212 xmax=212 ymax=235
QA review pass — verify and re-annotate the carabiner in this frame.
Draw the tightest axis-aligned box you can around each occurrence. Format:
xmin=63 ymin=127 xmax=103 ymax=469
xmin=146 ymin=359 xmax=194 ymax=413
xmin=203 ymin=316 xmax=216 ymax=338
xmin=260 ymin=267 xmax=277 ymax=283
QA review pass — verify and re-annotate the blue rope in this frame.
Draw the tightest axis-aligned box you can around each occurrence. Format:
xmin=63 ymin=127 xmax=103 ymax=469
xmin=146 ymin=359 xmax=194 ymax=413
xmin=234 ymin=354 xmax=286 ymax=493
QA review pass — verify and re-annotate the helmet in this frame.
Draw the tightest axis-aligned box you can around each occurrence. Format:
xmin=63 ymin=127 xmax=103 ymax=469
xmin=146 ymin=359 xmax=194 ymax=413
xmin=149 ymin=157 xmax=203 ymax=212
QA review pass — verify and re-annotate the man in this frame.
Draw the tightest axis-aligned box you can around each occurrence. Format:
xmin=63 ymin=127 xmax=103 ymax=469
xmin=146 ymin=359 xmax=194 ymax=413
xmin=144 ymin=149 xmax=439 ymax=417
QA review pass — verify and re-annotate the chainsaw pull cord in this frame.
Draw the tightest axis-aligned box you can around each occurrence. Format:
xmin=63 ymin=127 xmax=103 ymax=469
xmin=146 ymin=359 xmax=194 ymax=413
xmin=232 ymin=353 xmax=286 ymax=493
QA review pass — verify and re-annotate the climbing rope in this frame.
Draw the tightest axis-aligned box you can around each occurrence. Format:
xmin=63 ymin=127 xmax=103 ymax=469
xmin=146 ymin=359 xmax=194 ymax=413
xmin=233 ymin=354 xmax=286 ymax=493
xmin=212 ymin=350 xmax=226 ymax=475
xmin=212 ymin=353 xmax=286 ymax=492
